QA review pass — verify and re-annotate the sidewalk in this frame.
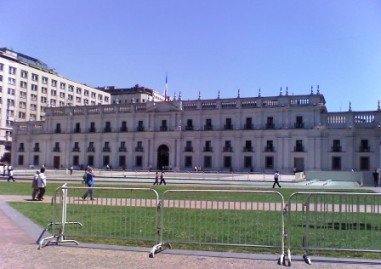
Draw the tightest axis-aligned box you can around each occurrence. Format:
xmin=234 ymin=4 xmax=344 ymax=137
xmin=1 ymin=196 xmax=381 ymax=268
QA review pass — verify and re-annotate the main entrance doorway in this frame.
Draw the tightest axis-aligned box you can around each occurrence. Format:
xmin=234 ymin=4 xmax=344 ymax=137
xmin=157 ymin=145 xmax=169 ymax=170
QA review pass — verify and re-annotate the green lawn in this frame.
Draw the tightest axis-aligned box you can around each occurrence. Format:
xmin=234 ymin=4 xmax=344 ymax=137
xmin=3 ymin=181 xmax=381 ymax=259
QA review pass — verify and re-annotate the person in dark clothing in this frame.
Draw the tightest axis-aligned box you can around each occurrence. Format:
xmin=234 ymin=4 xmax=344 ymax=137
xmin=159 ymin=171 xmax=166 ymax=185
xmin=373 ymin=169 xmax=379 ymax=187
xmin=82 ymin=167 xmax=95 ymax=200
xmin=153 ymin=172 xmax=159 ymax=185
xmin=272 ymin=171 xmax=281 ymax=188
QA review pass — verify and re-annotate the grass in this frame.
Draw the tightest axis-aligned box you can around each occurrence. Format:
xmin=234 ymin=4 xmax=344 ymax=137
xmin=3 ymin=181 xmax=381 ymax=259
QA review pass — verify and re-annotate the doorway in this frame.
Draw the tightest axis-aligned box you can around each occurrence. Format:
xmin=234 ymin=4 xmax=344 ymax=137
xmin=157 ymin=145 xmax=169 ymax=170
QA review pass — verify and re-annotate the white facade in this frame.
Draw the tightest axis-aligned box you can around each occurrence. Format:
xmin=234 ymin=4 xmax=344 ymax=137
xmin=0 ymin=48 xmax=111 ymax=160
xmin=11 ymin=93 xmax=381 ymax=173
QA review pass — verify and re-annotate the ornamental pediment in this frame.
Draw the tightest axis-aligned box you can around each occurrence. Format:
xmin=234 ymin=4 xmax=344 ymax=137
xmin=146 ymin=101 xmax=183 ymax=112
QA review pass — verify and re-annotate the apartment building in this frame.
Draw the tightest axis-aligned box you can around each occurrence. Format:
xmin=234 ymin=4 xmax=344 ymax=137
xmin=0 ymin=48 xmax=111 ymax=160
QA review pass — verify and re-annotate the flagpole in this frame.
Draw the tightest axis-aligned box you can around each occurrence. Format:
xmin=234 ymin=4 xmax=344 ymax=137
xmin=165 ymin=73 xmax=168 ymax=101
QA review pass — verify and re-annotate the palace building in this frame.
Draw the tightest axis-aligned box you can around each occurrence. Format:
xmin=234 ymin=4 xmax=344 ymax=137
xmin=0 ymin=48 xmax=111 ymax=160
xmin=11 ymin=90 xmax=381 ymax=173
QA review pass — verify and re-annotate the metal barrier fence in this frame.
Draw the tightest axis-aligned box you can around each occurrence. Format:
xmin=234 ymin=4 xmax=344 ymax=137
xmin=156 ymin=189 xmax=286 ymax=263
xmin=38 ymin=186 xmax=381 ymax=266
xmin=286 ymin=192 xmax=381 ymax=265
xmin=39 ymin=184 xmax=160 ymax=249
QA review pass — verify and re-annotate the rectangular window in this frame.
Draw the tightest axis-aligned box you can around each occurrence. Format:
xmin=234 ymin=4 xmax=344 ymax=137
xmin=360 ymin=157 xmax=370 ymax=171
xmin=186 ymin=119 xmax=194 ymax=130
xmin=8 ymin=77 xmax=16 ymax=85
xmin=265 ymin=156 xmax=274 ymax=169
xmin=31 ymin=73 xmax=39 ymax=81
xmin=294 ymin=157 xmax=305 ymax=171
xmin=119 ymin=156 xmax=126 ymax=168
xmin=18 ymin=155 xmax=24 ymax=165
xmin=244 ymin=156 xmax=252 ymax=169
xmin=20 ymin=81 xmax=27 ymax=88
xmin=360 ymin=140 xmax=370 ymax=152
xmin=245 ymin=117 xmax=253 ymax=129
xmin=204 ymin=156 xmax=212 ymax=168
xmin=9 ymin=66 xmax=16 ymax=75
xmin=88 ymin=156 xmax=94 ymax=166
xmin=33 ymin=155 xmax=40 ymax=166
xmin=225 ymin=118 xmax=233 ymax=130
xmin=185 ymin=156 xmax=193 ymax=168
xmin=266 ymin=117 xmax=274 ymax=129
xmin=103 ymin=156 xmax=110 ymax=166
xmin=73 ymin=156 xmax=79 ymax=166
xmin=135 ymin=156 xmax=143 ymax=167
xmin=21 ymin=70 xmax=28 ymax=78
xmin=223 ymin=156 xmax=232 ymax=169
xmin=74 ymin=123 xmax=81 ymax=133
xmin=332 ymin=157 xmax=341 ymax=170
xmin=204 ymin=118 xmax=213 ymax=130
xmin=295 ymin=140 xmax=304 ymax=152
xmin=51 ymin=79 xmax=57 ymax=87
xmin=42 ymin=76 xmax=48 ymax=84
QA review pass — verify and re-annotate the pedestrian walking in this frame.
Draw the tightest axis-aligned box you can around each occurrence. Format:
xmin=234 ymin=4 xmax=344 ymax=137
xmin=69 ymin=165 xmax=74 ymax=175
xmin=153 ymin=171 xmax=159 ymax=185
xmin=159 ymin=171 xmax=166 ymax=185
xmin=37 ymin=167 xmax=47 ymax=201
xmin=373 ymin=169 xmax=379 ymax=187
xmin=7 ymin=168 xmax=15 ymax=182
xmin=272 ymin=170 xmax=281 ymax=188
xmin=82 ymin=167 xmax=95 ymax=200
xmin=32 ymin=170 xmax=40 ymax=200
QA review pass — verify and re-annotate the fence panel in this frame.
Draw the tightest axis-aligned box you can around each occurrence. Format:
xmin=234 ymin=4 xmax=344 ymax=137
xmin=160 ymin=189 xmax=286 ymax=262
xmin=40 ymin=185 xmax=160 ymax=248
xmin=287 ymin=192 xmax=381 ymax=264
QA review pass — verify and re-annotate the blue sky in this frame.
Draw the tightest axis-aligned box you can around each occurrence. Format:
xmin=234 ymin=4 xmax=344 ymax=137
xmin=1 ymin=0 xmax=381 ymax=112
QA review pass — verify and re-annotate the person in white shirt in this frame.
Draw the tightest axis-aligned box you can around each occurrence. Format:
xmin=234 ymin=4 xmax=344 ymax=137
xmin=37 ymin=167 xmax=47 ymax=201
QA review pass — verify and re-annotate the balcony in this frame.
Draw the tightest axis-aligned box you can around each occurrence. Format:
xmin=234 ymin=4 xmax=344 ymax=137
xmin=102 ymin=147 xmax=111 ymax=152
xmin=203 ymin=146 xmax=213 ymax=152
xmin=185 ymin=125 xmax=194 ymax=131
xmin=33 ymin=147 xmax=40 ymax=152
xmin=104 ymin=127 xmax=112 ymax=133
xmin=359 ymin=146 xmax=370 ymax=152
xmin=74 ymin=128 xmax=81 ymax=133
xmin=18 ymin=147 xmax=25 ymax=152
xmin=160 ymin=126 xmax=168 ymax=131
xmin=136 ymin=126 xmax=145 ymax=132
xmin=294 ymin=146 xmax=305 ymax=152
xmin=243 ymin=146 xmax=253 ymax=152
xmin=184 ymin=146 xmax=193 ymax=152
xmin=118 ymin=147 xmax=127 ymax=152
xmin=89 ymin=127 xmax=96 ymax=133
xmin=120 ymin=126 xmax=128 ymax=132
xmin=223 ymin=146 xmax=233 ymax=152
xmin=244 ymin=123 xmax=253 ymax=130
xmin=87 ymin=147 xmax=95 ymax=152
xmin=294 ymin=122 xmax=305 ymax=129
xmin=331 ymin=145 xmax=342 ymax=152
xmin=72 ymin=147 xmax=80 ymax=152
xmin=53 ymin=147 xmax=61 ymax=152
xmin=135 ymin=146 xmax=144 ymax=152
xmin=204 ymin=125 xmax=213 ymax=131
xmin=265 ymin=123 xmax=275 ymax=129
xmin=54 ymin=128 xmax=61 ymax=133
xmin=264 ymin=146 xmax=275 ymax=152
xmin=224 ymin=124 xmax=233 ymax=130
